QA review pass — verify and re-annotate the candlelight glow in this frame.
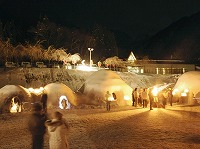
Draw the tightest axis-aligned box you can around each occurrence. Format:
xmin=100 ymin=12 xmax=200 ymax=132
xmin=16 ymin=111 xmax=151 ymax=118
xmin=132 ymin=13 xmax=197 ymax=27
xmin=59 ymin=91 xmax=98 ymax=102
xmin=108 ymin=96 xmax=114 ymax=101
xmin=124 ymin=95 xmax=130 ymax=100
xmin=59 ymin=95 xmax=70 ymax=109
xmin=10 ymin=98 xmax=21 ymax=113
xmin=181 ymin=92 xmax=187 ymax=97
xmin=172 ymin=88 xmax=179 ymax=95
xmin=28 ymin=87 xmax=44 ymax=95
xmin=152 ymin=87 xmax=158 ymax=96
xmin=10 ymin=103 xmax=18 ymax=113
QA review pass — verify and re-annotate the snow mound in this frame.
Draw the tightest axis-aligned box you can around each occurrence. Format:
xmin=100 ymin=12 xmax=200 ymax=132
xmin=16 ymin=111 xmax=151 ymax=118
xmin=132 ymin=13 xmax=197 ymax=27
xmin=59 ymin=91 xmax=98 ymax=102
xmin=0 ymin=85 xmax=31 ymax=101
xmin=0 ymin=85 xmax=31 ymax=112
xmin=174 ymin=71 xmax=200 ymax=97
xmin=80 ymin=70 xmax=133 ymax=106
xmin=44 ymin=83 xmax=77 ymax=107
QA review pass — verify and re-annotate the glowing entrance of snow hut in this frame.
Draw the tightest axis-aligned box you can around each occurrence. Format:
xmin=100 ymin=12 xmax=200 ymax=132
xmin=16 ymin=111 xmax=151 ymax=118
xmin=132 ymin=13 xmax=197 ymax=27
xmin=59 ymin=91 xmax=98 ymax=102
xmin=59 ymin=95 xmax=71 ymax=109
xmin=44 ymin=83 xmax=77 ymax=109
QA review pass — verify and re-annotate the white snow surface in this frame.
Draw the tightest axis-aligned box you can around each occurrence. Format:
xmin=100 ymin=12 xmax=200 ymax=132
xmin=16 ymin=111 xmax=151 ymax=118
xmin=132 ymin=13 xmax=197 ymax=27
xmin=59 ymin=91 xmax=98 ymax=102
xmin=44 ymin=83 xmax=77 ymax=107
xmin=174 ymin=71 xmax=200 ymax=98
xmin=80 ymin=70 xmax=133 ymax=106
xmin=1 ymin=69 xmax=200 ymax=148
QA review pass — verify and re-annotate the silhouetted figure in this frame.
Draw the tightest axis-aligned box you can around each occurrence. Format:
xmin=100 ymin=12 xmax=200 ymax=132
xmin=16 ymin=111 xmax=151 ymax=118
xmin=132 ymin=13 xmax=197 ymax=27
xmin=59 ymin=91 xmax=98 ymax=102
xmin=62 ymin=99 xmax=67 ymax=109
xmin=132 ymin=89 xmax=135 ymax=106
xmin=148 ymin=89 xmax=154 ymax=110
xmin=133 ymin=88 xmax=139 ymax=107
xmin=41 ymin=93 xmax=48 ymax=113
xmin=112 ymin=92 xmax=117 ymax=100
xmin=28 ymin=103 xmax=47 ymax=149
xmin=141 ymin=88 xmax=148 ymax=108
xmin=105 ymin=91 xmax=111 ymax=111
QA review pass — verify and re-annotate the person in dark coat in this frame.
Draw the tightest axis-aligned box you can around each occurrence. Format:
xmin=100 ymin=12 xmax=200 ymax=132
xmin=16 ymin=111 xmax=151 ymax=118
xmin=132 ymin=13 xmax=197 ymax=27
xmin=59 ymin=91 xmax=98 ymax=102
xmin=41 ymin=93 xmax=48 ymax=113
xmin=28 ymin=103 xmax=47 ymax=149
xmin=132 ymin=89 xmax=135 ymax=106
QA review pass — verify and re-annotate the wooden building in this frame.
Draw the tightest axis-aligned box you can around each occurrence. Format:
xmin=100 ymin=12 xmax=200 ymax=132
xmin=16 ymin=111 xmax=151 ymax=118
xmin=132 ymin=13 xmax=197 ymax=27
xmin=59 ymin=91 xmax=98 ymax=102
xmin=126 ymin=52 xmax=196 ymax=74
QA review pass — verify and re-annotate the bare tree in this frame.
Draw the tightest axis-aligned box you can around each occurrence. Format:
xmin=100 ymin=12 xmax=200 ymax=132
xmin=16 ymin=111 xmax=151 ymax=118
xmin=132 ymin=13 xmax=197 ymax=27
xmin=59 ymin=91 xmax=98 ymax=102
xmin=68 ymin=53 xmax=81 ymax=66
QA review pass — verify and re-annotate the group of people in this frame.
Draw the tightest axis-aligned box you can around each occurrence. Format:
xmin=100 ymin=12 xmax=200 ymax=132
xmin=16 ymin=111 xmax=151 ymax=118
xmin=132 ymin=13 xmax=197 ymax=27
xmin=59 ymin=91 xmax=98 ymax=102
xmin=105 ymin=91 xmax=117 ymax=111
xmin=132 ymin=88 xmax=150 ymax=109
xmin=132 ymin=87 xmax=172 ymax=110
xmin=28 ymin=93 xmax=70 ymax=149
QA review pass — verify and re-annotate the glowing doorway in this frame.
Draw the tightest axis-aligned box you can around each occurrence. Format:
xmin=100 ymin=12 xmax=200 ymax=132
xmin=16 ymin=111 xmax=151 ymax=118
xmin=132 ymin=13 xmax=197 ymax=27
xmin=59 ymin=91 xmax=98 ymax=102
xmin=10 ymin=97 xmax=22 ymax=113
xmin=59 ymin=95 xmax=70 ymax=109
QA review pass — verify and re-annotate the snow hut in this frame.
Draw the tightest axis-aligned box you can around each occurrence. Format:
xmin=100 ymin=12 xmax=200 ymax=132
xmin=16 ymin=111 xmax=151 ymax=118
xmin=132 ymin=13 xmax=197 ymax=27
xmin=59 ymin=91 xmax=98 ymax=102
xmin=0 ymin=85 xmax=31 ymax=113
xmin=79 ymin=70 xmax=133 ymax=106
xmin=44 ymin=83 xmax=77 ymax=109
xmin=173 ymin=71 xmax=200 ymax=104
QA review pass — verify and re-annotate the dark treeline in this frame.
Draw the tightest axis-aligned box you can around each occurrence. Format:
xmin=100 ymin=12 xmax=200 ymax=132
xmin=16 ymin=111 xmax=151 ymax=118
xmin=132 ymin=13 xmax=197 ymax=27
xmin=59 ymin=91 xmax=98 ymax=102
xmin=0 ymin=16 xmax=119 ymax=65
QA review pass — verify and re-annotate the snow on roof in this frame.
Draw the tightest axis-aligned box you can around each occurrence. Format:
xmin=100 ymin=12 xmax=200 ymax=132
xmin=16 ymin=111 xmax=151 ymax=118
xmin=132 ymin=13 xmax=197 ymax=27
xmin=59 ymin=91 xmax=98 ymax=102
xmin=127 ymin=51 xmax=136 ymax=61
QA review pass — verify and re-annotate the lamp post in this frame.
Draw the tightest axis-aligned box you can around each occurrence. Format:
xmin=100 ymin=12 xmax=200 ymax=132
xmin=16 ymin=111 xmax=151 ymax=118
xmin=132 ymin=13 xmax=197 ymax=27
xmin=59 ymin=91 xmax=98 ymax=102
xmin=88 ymin=48 xmax=94 ymax=67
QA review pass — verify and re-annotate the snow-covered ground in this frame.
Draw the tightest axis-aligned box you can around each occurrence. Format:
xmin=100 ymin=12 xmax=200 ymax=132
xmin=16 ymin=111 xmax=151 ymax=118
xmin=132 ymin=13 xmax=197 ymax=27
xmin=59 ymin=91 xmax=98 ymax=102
xmin=1 ymin=68 xmax=200 ymax=149
xmin=1 ymin=105 xmax=200 ymax=149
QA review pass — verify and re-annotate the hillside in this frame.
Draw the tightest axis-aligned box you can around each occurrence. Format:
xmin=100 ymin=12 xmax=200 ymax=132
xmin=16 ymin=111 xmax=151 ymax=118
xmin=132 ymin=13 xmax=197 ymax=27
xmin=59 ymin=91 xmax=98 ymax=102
xmin=142 ymin=11 xmax=200 ymax=62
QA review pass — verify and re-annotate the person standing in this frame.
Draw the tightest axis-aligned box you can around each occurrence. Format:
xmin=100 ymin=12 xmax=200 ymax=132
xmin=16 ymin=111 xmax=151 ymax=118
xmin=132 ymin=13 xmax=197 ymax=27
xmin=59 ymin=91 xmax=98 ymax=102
xmin=105 ymin=91 xmax=112 ymax=111
xmin=132 ymin=89 xmax=135 ymax=106
xmin=148 ymin=88 xmax=154 ymax=110
xmin=133 ymin=88 xmax=139 ymax=107
xmin=112 ymin=92 xmax=117 ymax=100
xmin=45 ymin=111 xmax=70 ymax=149
xmin=40 ymin=93 xmax=48 ymax=113
xmin=168 ymin=88 xmax=173 ymax=106
xmin=162 ymin=90 xmax=168 ymax=108
xmin=28 ymin=103 xmax=47 ymax=149
xmin=141 ymin=88 xmax=148 ymax=108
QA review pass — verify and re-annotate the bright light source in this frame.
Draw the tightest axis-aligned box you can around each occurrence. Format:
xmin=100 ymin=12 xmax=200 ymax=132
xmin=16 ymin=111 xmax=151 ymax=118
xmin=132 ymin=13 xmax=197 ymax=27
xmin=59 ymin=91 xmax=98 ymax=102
xmin=184 ymin=89 xmax=189 ymax=93
xmin=141 ymin=69 xmax=144 ymax=73
xmin=88 ymin=48 xmax=94 ymax=67
xmin=172 ymin=88 xmax=179 ymax=95
xmin=181 ymin=92 xmax=187 ymax=97
xmin=156 ymin=68 xmax=159 ymax=74
xmin=28 ymin=87 xmax=44 ymax=95
xmin=28 ymin=88 xmax=34 ymax=92
xmin=76 ymin=65 xmax=98 ymax=71
xmin=163 ymin=68 xmax=165 ymax=75
xmin=152 ymin=87 xmax=158 ymax=96
xmin=108 ymin=96 xmax=114 ymax=101
xmin=10 ymin=98 xmax=21 ymax=113
xmin=59 ymin=95 xmax=70 ymax=109
xmin=124 ymin=95 xmax=130 ymax=100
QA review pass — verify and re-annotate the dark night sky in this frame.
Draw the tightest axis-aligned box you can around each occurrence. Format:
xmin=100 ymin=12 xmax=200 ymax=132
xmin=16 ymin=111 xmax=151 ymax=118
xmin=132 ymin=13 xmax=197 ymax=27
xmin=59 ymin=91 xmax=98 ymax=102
xmin=1 ymin=0 xmax=200 ymax=43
